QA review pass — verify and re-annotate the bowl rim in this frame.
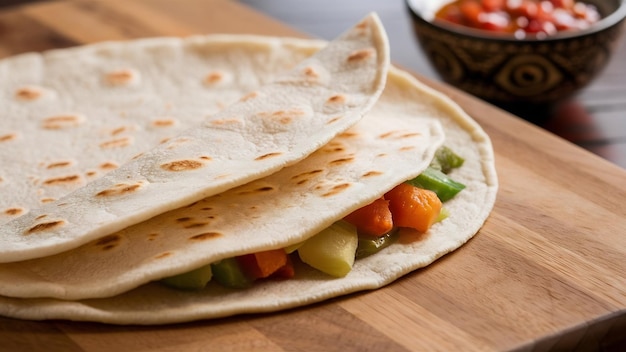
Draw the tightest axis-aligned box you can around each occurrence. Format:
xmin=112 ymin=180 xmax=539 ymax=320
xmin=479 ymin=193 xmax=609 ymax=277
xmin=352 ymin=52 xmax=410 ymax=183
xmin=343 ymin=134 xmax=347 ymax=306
xmin=406 ymin=0 xmax=626 ymax=42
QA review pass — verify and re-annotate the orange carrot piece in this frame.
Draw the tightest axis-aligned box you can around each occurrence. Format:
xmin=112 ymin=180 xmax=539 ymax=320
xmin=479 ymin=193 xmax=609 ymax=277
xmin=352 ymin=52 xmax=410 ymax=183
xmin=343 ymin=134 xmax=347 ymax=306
xmin=385 ymin=183 xmax=442 ymax=233
xmin=270 ymin=255 xmax=295 ymax=279
xmin=236 ymin=249 xmax=288 ymax=279
xmin=343 ymin=197 xmax=393 ymax=237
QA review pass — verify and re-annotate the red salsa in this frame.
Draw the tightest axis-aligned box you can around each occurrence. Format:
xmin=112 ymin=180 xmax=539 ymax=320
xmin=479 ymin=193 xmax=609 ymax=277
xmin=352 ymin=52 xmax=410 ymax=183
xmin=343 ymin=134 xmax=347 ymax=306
xmin=435 ymin=0 xmax=601 ymax=38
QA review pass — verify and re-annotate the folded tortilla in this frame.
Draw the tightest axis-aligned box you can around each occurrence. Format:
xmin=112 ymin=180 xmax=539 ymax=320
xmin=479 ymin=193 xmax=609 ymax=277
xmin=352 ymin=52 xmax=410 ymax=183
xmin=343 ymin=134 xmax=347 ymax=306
xmin=0 ymin=20 xmax=497 ymax=325
xmin=0 ymin=13 xmax=389 ymax=263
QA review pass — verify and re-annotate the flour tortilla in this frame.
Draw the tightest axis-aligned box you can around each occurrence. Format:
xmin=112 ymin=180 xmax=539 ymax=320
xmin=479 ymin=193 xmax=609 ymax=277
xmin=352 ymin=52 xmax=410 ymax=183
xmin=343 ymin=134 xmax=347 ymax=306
xmin=0 ymin=13 xmax=389 ymax=263
xmin=0 ymin=63 xmax=497 ymax=324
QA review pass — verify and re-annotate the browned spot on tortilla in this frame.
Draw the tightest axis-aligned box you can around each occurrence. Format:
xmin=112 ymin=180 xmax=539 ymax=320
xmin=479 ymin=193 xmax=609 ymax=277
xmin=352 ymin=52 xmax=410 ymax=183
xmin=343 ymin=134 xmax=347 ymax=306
xmin=176 ymin=217 xmax=192 ymax=222
xmin=161 ymin=160 xmax=204 ymax=171
xmin=255 ymin=152 xmax=282 ymax=161
xmin=159 ymin=138 xmax=171 ymax=144
xmin=46 ymin=161 xmax=72 ymax=169
xmin=184 ymin=222 xmax=207 ymax=229
xmin=199 ymin=156 xmax=212 ymax=161
xmin=326 ymin=116 xmax=342 ymax=125
xmin=377 ymin=153 xmax=388 ymax=157
xmin=35 ymin=214 xmax=47 ymax=220
xmin=185 ymin=201 xmax=199 ymax=208
xmin=304 ymin=66 xmax=318 ymax=78
xmin=15 ymin=87 xmax=42 ymax=101
xmin=363 ymin=171 xmax=383 ymax=177
xmin=356 ymin=19 xmax=369 ymax=30
xmin=110 ymin=126 xmax=128 ymax=136
xmin=95 ymin=234 xmax=121 ymax=247
xmin=237 ymin=186 xmax=275 ymax=195
xmin=401 ymin=132 xmax=421 ymax=138
xmin=240 ymin=91 xmax=258 ymax=102
xmin=201 ymin=207 xmax=213 ymax=211
xmin=105 ymin=69 xmax=136 ymax=86
xmin=152 ymin=119 xmax=176 ymax=127
xmin=338 ymin=131 xmax=358 ymax=138
xmin=99 ymin=137 xmax=132 ymax=149
xmin=86 ymin=170 xmax=97 ymax=177
xmin=42 ymin=115 xmax=83 ymax=130
xmin=329 ymin=157 xmax=354 ymax=166
xmin=96 ymin=183 xmax=142 ymax=197
xmin=147 ymin=233 xmax=159 ymax=241
xmin=399 ymin=146 xmax=415 ymax=151
xmin=57 ymin=202 xmax=68 ymax=207
xmin=189 ymin=232 xmax=222 ymax=241
xmin=347 ymin=48 xmax=374 ymax=63
xmin=100 ymin=162 xmax=118 ymax=170
xmin=43 ymin=175 xmax=80 ymax=185
xmin=204 ymin=71 xmax=223 ymax=85
xmin=0 ymin=133 xmax=17 ymax=142
xmin=155 ymin=252 xmax=172 ymax=259
xmin=326 ymin=94 xmax=346 ymax=104
xmin=4 ymin=208 xmax=23 ymax=216
xmin=378 ymin=131 xmax=394 ymax=139
xmin=291 ymin=169 xmax=323 ymax=185
xmin=40 ymin=198 xmax=55 ymax=203
xmin=322 ymin=183 xmax=351 ymax=197
xmin=132 ymin=152 xmax=145 ymax=160
xmin=210 ymin=118 xmax=241 ymax=126
xmin=25 ymin=220 xmax=65 ymax=234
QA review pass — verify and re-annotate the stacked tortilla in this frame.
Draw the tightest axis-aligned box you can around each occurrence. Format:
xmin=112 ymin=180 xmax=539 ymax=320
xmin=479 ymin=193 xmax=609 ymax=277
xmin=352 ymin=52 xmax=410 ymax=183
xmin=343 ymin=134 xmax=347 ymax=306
xmin=0 ymin=14 xmax=497 ymax=324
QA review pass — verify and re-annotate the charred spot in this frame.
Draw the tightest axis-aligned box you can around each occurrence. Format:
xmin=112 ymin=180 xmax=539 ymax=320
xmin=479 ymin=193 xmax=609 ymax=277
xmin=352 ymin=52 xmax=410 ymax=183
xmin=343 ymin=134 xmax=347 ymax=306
xmin=347 ymin=48 xmax=374 ymax=63
xmin=330 ymin=157 xmax=355 ymax=166
xmin=96 ymin=183 xmax=142 ymax=197
xmin=255 ymin=152 xmax=282 ymax=161
xmin=176 ymin=217 xmax=192 ymax=222
xmin=338 ymin=131 xmax=358 ymax=138
xmin=105 ymin=69 xmax=137 ymax=86
xmin=25 ymin=220 xmax=65 ymax=235
xmin=363 ymin=171 xmax=383 ymax=177
xmin=43 ymin=175 xmax=81 ymax=185
xmin=303 ymin=66 xmax=318 ymax=78
xmin=15 ymin=87 xmax=42 ymax=100
xmin=326 ymin=94 xmax=346 ymax=104
xmin=326 ymin=116 xmax=342 ymax=125
xmin=239 ymin=91 xmax=258 ymax=102
xmin=42 ymin=115 xmax=83 ymax=130
xmin=256 ymin=186 xmax=274 ymax=192
xmin=184 ymin=222 xmax=208 ymax=229
xmin=99 ymin=137 xmax=132 ymax=149
xmin=95 ymin=234 xmax=121 ymax=246
xmin=155 ymin=252 xmax=172 ymax=259
xmin=152 ymin=119 xmax=176 ymax=127
xmin=189 ymin=232 xmax=222 ymax=241
xmin=147 ymin=233 xmax=159 ymax=241
xmin=0 ymin=134 xmax=17 ymax=142
xmin=4 ymin=208 xmax=23 ymax=216
xmin=46 ymin=161 xmax=72 ymax=169
xmin=99 ymin=162 xmax=118 ymax=170
xmin=204 ymin=71 xmax=223 ymax=84
xmin=322 ymin=183 xmax=351 ymax=197
xmin=161 ymin=160 xmax=204 ymax=171
xmin=110 ymin=126 xmax=128 ymax=135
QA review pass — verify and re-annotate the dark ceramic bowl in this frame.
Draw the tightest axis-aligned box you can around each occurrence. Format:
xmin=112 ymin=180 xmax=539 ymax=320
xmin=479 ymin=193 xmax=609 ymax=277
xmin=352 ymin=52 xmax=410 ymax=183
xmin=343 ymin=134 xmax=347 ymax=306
xmin=406 ymin=0 xmax=626 ymax=105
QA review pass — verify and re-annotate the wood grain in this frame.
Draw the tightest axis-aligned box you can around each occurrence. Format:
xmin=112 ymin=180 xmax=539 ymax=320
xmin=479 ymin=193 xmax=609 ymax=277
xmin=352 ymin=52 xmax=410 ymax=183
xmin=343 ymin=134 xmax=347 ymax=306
xmin=0 ymin=0 xmax=625 ymax=351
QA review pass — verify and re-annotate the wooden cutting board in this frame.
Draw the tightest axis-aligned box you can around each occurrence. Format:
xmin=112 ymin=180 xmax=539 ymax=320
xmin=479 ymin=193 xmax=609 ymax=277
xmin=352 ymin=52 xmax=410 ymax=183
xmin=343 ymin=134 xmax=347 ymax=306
xmin=1 ymin=0 xmax=625 ymax=351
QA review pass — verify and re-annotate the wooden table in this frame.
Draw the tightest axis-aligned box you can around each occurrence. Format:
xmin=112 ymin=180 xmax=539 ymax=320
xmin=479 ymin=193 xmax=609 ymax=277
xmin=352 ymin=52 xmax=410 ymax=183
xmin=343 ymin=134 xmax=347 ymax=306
xmin=1 ymin=0 xmax=625 ymax=351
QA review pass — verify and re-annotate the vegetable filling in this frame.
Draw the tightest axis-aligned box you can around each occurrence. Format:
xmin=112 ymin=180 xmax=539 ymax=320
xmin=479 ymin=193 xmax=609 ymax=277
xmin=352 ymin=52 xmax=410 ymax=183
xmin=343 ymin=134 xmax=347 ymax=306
xmin=162 ymin=146 xmax=465 ymax=290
